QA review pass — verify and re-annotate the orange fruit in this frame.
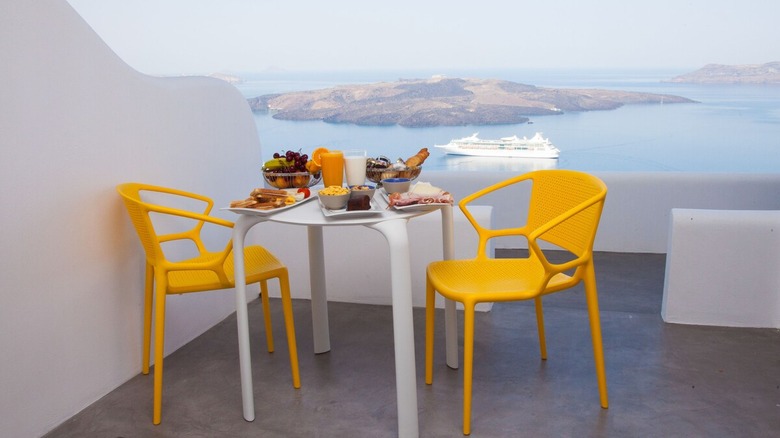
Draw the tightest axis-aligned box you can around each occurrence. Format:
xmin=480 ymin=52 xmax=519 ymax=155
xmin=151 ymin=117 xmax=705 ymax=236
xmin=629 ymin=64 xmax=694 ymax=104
xmin=293 ymin=174 xmax=310 ymax=187
xmin=311 ymin=147 xmax=329 ymax=166
xmin=305 ymin=160 xmax=321 ymax=174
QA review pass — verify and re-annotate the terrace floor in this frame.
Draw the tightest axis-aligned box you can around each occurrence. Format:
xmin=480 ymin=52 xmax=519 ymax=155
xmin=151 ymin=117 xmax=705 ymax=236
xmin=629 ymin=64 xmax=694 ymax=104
xmin=45 ymin=252 xmax=780 ymax=437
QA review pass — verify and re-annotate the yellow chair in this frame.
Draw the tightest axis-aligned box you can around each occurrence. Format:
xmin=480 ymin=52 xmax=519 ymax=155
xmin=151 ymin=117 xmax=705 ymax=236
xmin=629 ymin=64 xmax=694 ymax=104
xmin=424 ymin=170 xmax=608 ymax=435
xmin=116 ymin=183 xmax=300 ymax=424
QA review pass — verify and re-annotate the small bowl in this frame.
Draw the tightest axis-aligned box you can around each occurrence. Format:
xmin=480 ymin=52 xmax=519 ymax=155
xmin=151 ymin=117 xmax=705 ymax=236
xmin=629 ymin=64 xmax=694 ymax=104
xmin=381 ymin=178 xmax=411 ymax=194
xmin=349 ymin=184 xmax=376 ymax=199
xmin=318 ymin=187 xmax=351 ymax=210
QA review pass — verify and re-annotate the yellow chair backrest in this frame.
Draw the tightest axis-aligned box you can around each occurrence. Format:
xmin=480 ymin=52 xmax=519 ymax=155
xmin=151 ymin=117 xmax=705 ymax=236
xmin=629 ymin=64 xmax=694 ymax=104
xmin=459 ymin=169 xmax=606 ymax=265
xmin=117 ymin=182 xmax=233 ymax=273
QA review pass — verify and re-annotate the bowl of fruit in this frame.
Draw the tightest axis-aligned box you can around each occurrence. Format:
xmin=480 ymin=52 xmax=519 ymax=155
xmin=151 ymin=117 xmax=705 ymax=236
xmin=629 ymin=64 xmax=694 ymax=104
xmin=262 ymin=149 xmax=322 ymax=189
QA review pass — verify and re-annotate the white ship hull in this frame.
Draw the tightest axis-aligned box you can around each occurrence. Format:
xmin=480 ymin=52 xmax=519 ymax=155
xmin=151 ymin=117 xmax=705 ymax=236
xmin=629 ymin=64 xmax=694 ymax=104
xmin=435 ymin=132 xmax=560 ymax=159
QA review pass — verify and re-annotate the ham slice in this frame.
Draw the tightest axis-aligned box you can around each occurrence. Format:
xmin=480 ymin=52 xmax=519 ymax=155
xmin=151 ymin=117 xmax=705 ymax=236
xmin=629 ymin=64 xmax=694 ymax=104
xmin=387 ymin=182 xmax=453 ymax=207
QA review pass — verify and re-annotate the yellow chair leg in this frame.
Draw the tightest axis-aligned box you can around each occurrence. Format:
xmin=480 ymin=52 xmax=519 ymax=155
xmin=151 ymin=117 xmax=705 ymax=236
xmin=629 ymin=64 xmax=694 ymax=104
xmin=534 ymin=296 xmax=548 ymax=360
xmin=584 ymin=264 xmax=609 ymax=409
xmin=425 ymin=279 xmax=436 ymax=385
xmin=462 ymin=303 xmax=475 ymax=436
xmin=260 ymin=280 xmax=274 ymax=353
xmin=278 ymin=272 xmax=301 ymax=389
xmin=142 ymin=263 xmax=154 ymax=375
xmin=152 ymin=277 xmax=167 ymax=425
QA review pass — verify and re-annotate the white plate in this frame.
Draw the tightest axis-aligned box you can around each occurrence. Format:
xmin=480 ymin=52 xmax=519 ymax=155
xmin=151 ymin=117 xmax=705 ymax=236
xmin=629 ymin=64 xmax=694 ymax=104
xmin=318 ymin=195 xmax=383 ymax=217
xmin=222 ymin=191 xmax=316 ymax=216
xmin=380 ymin=190 xmax=451 ymax=211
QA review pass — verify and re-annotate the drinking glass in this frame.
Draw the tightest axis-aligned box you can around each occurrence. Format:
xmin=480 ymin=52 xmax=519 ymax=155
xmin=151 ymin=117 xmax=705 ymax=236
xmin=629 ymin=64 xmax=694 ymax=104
xmin=343 ymin=149 xmax=367 ymax=186
xmin=321 ymin=150 xmax=344 ymax=187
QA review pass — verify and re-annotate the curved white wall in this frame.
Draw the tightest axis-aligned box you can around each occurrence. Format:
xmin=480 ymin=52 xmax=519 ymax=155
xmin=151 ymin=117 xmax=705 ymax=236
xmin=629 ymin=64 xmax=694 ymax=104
xmin=1 ymin=1 xmax=262 ymax=436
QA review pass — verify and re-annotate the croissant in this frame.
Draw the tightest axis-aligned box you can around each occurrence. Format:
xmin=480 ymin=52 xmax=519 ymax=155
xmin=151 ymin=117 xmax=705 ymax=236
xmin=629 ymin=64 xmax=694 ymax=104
xmin=405 ymin=148 xmax=430 ymax=168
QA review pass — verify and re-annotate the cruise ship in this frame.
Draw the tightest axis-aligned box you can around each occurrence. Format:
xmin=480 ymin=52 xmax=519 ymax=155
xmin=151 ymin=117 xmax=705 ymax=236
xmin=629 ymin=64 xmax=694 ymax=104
xmin=435 ymin=132 xmax=560 ymax=158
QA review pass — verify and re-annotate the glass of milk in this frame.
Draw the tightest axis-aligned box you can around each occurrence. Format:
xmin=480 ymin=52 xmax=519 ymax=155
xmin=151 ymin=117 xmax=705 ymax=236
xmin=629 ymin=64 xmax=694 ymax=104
xmin=343 ymin=149 xmax=367 ymax=187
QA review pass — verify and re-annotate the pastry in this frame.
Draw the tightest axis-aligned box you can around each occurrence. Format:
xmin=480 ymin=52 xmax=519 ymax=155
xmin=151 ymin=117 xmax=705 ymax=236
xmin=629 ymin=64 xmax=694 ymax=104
xmin=404 ymin=148 xmax=430 ymax=167
xmin=347 ymin=195 xmax=371 ymax=211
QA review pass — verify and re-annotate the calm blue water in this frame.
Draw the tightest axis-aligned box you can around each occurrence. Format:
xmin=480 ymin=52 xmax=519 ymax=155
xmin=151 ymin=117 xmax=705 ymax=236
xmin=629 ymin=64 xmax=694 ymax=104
xmin=234 ymin=69 xmax=780 ymax=173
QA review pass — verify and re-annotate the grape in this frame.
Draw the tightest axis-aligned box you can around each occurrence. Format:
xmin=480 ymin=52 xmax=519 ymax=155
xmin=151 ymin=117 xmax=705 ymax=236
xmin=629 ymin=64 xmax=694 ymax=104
xmin=273 ymin=149 xmax=312 ymax=173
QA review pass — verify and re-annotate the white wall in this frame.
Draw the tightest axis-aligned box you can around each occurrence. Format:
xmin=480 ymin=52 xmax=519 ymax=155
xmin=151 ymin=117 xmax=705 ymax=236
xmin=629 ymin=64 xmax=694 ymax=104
xmin=662 ymin=209 xmax=780 ymax=328
xmin=257 ymin=171 xmax=780 ymax=308
xmin=421 ymin=171 xmax=780 ymax=253
xmin=0 ymin=1 xmax=262 ymax=436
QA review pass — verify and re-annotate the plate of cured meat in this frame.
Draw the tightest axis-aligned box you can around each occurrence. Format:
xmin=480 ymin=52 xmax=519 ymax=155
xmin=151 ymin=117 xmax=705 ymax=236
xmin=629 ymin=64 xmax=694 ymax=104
xmin=381 ymin=182 xmax=454 ymax=211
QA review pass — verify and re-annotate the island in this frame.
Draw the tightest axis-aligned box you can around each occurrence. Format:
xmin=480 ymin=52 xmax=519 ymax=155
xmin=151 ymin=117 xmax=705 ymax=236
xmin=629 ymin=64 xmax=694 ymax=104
xmin=246 ymin=76 xmax=695 ymax=127
xmin=665 ymin=62 xmax=780 ymax=85
xmin=208 ymin=72 xmax=243 ymax=84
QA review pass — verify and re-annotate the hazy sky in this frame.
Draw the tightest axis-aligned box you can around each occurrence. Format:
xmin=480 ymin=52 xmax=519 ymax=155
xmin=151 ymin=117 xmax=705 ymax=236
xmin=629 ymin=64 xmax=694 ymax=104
xmin=67 ymin=0 xmax=778 ymax=75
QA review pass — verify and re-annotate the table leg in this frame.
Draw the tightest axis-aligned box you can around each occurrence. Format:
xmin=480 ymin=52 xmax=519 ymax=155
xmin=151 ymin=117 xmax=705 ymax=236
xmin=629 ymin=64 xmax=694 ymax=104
xmin=370 ymin=219 xmax=419 ymax=438
xmin=307 ymin=225 xmax=331 ymax=354
xmin=440 ymin=205 xmax=459 ymax=370
xmin=233 ymin=215 xmax=257 ymax=421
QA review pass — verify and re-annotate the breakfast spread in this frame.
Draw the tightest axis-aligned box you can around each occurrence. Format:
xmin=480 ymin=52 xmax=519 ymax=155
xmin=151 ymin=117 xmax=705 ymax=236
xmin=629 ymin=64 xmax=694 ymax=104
xmin=248 ymin=146 xmax=453 ymax=213
xmin=387 ymin=182 xmax=453 ymax=208
xmin=230 ymin=187 xmax=310 ymax=210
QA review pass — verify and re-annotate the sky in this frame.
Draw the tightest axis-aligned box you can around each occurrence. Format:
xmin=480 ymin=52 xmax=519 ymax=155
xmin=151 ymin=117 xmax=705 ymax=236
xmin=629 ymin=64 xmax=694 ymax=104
xmin=66 ymin=0 xmax=779 ymax=76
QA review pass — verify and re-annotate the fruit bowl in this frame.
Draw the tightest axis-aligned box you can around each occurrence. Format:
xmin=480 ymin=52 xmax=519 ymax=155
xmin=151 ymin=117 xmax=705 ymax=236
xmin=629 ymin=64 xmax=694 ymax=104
xmin=262 ymin=170 xmax=322 ymax=189
xmin=366 ymin=166 xmax=422 ymax=184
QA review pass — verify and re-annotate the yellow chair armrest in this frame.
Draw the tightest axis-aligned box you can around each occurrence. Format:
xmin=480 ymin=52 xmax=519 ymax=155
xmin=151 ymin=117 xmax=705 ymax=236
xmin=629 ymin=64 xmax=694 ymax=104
xmin=145 ymin=204 xmax=234 ymax=229
xmin=458 ymin=174 xmax=536 ymax=258
xmin=158 ymin=231 xmax=200 ymax=244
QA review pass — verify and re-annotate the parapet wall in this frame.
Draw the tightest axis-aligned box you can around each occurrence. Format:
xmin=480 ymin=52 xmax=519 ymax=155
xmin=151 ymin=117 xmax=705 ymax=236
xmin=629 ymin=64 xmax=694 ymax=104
xmin=422 ymin=171 xmax=780 ymax=253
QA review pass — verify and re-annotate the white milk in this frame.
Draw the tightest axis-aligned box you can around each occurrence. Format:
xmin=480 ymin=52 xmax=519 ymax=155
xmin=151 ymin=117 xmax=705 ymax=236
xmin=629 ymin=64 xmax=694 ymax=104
xmin=344 ymin=155 xmax=367 ymax=186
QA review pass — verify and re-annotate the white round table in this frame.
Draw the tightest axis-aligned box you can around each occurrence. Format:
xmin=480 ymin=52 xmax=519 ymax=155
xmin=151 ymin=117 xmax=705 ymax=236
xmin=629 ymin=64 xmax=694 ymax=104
xmin=229 ymin=192 xmax=457 ymax=438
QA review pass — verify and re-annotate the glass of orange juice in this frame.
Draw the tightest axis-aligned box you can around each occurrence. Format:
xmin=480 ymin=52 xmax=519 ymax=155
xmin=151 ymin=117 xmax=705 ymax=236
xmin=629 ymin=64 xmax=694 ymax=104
xmin=321 ymin=150 xmax=344 ymax=187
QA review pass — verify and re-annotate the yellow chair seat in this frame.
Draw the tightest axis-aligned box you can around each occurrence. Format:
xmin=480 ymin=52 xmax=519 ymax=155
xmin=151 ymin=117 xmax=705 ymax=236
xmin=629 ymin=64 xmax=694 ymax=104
xmin=167 ymin=246 xmax=285 ymax=293
xmin=427 ymin=258 xmax=574 ymax=302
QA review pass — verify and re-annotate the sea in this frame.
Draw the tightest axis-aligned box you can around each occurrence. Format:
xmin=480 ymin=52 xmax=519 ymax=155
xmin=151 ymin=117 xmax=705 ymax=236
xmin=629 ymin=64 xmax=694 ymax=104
xmin=233 ymin=69 xmax=780 ymax=173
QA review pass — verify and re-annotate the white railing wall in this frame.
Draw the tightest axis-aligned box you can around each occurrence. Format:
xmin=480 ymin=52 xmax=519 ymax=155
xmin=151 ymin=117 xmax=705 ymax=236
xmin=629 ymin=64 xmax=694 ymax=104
xmin=420 ymin=171 xmax=780 ymax=254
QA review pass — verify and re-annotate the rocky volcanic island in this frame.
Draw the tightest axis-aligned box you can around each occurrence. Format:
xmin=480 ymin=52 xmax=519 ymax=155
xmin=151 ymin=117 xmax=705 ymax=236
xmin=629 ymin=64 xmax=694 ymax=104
xmin=665 ymin=62 xmax=780 ymax=85
xmin=247 ymin=76 xmax=695 ymax=127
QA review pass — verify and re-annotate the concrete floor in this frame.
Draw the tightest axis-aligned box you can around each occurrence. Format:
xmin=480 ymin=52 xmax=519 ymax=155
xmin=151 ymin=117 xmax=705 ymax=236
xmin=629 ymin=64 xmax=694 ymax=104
xmin=45 ymin=252 xmax=780 ymax=437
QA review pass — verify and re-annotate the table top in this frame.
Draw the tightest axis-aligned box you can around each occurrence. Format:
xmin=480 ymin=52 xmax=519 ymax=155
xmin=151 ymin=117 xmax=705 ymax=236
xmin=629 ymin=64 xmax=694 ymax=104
xmin=229 ymin=191 xmax=444 ymax=226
